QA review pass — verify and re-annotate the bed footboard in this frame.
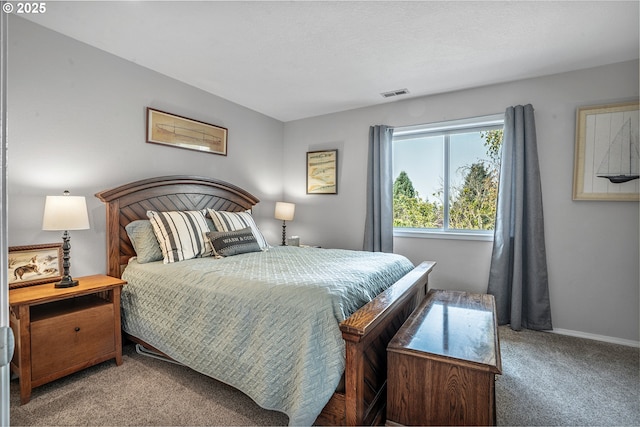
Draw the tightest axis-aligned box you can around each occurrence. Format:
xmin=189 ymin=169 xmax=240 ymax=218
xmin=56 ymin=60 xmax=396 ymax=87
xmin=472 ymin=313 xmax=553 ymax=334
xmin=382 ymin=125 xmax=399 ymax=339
xmin=316 ymin=261 xmax=436 ymax=426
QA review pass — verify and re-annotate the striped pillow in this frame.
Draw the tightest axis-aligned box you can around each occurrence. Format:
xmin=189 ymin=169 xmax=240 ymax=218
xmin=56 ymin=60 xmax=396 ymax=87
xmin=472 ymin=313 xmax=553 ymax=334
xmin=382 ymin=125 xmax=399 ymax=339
xmin=147 ymin=210 xmax=213 ymax=263
xmin=206 ymin=209 xmax=269 ymax=250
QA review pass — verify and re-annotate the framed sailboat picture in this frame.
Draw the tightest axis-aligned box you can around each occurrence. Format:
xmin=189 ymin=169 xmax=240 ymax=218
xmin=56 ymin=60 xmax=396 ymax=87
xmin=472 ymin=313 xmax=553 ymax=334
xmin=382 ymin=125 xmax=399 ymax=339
xmin=573 ymin=101 xmax=639 ymax=201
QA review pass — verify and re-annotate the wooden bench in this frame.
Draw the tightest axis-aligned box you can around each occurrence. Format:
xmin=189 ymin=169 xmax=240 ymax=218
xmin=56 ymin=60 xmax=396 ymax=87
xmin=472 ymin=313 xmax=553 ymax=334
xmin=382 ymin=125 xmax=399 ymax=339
xmin=386 ymin=289 xmax=502 ymax=426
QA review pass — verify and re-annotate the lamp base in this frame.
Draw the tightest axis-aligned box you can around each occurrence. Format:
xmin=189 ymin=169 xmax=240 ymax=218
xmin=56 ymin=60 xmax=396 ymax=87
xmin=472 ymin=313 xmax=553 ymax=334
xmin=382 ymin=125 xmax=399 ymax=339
xmin=281 ymin=221 xmax=287 ymax=246
xmin=55 ymin=278 xmax=79 ymax=288
xmin=56 ymin=230 xmax=79 ymax=288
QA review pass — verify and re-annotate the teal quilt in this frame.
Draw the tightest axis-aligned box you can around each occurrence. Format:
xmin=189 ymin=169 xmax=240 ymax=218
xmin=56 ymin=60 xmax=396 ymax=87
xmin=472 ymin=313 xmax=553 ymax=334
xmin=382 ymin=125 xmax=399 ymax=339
xmin=121 ymin=246 xmax=414 ymax=425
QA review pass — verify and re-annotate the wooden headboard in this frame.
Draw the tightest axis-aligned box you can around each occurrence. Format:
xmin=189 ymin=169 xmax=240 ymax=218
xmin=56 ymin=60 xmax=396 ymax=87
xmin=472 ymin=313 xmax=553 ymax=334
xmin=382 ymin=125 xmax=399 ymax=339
xmin=95 ymin=175 xmax=260 ymax=277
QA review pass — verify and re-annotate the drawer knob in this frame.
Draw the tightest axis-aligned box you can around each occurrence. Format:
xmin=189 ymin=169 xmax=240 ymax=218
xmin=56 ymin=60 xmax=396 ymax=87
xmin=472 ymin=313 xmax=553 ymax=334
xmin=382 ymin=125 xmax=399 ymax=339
xmin=74 ymin=327 xmax=80 ymax=332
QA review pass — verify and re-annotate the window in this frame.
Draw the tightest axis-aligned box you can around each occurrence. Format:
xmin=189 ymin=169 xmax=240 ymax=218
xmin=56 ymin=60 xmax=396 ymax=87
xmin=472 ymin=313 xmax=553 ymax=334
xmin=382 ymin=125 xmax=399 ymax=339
xmin=392 ymin=114 xmax=504 ymax=239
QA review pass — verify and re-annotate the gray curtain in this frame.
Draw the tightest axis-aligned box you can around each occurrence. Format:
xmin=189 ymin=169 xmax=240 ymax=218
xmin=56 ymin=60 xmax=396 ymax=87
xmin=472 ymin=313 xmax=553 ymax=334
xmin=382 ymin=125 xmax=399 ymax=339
xmin=363 ymin=125 xmax=394 ymax=252
xmin=487 ymin=105 xmax=552 ymax=331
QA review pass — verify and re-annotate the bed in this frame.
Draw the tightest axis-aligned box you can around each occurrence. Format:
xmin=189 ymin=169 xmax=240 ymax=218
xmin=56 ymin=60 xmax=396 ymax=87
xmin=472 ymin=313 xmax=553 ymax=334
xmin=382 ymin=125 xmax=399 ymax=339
xmin=96 ymin=175 xmax=435 ymax=426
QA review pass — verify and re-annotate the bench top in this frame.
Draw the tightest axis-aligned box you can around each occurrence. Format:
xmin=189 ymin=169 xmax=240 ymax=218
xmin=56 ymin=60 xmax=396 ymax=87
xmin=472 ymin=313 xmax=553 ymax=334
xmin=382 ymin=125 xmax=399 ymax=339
xmin=388 ymin=289 xmax=501 ymax=373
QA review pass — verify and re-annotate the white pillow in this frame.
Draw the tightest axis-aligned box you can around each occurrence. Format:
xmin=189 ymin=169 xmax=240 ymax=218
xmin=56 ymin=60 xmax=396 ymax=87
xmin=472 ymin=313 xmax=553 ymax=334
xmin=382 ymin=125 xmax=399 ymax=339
xmin=206 ymin=209 xmax=269 ymax=250
xmin=147 ymin=210 xmax=213 ymax=263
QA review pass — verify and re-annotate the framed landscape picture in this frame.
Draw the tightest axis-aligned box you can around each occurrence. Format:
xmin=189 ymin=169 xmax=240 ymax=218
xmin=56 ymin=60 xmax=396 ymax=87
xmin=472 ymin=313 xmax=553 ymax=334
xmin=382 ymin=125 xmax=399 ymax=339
xmin=8 ymin=243 xmax=63 ymax=289
xmin=146 ymin=108 xmax=228 ymax=156
xmin=307 ymin=149 xmax=338 ymax=194
xmin=573 ymin=101 xmax=639 ymax=201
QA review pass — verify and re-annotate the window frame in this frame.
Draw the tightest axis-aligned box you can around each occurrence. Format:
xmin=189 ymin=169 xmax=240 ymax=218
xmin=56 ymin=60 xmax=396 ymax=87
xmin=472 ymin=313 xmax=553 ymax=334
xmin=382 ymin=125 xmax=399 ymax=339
xmin=392 ymin=113 xmax=504 ymax=241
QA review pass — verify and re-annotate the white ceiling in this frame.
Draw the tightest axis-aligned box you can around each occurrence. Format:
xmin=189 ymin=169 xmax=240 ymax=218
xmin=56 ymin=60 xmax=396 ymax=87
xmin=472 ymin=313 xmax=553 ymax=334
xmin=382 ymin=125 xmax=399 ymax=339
xmin=20 ymin=1 xmax=640 ymax=122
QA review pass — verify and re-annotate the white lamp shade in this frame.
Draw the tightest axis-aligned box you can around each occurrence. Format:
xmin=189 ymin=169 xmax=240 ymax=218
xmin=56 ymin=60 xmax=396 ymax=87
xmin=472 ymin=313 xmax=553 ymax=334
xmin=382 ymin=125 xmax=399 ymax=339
xmin=42 ymin=195 xmax=90 ymax=231
xmin=274 ymin=202 xmax=295 ymax=221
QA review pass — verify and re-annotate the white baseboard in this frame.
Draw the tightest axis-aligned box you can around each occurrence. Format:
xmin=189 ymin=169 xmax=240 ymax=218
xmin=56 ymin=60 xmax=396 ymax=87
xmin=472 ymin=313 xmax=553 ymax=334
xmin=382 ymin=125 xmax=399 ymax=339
xmin=548 ymin=328 xmax=640 ymax=348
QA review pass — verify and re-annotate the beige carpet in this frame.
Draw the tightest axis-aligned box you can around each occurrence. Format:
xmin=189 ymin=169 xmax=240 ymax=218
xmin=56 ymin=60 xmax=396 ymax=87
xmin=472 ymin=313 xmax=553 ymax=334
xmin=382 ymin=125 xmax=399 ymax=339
xmin=496 ymin=327 xmax=639 ymax=426
xmin=10 ymin=326 xmax=640 ymax=426
xmin=10 ymin=344 xmax=289 ymax=426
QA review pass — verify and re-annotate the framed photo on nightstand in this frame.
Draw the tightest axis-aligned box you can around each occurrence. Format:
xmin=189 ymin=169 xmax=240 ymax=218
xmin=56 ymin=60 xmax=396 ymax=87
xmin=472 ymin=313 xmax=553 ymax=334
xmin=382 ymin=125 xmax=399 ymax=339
xmin=8 ymin=243 xmax=63 ymax=289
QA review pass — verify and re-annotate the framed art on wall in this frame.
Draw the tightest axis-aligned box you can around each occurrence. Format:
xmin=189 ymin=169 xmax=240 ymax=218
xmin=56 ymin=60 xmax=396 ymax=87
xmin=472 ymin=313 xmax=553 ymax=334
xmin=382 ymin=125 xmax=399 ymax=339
xmin=8 ymin=243 xmax=63 ymax=289
xmin=307 ymin=149 xmax=338 ymax=194
xmin=573 ymin=101 xmax=639 ymax=201
xmin=146 ymin=107 xmax=228 ymax=156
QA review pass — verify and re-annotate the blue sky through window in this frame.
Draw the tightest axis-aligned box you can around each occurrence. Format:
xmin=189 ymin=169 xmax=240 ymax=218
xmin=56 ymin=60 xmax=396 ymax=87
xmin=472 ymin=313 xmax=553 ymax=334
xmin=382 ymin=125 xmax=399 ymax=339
xmin=393 ymin=131 xmax=490 ymax=205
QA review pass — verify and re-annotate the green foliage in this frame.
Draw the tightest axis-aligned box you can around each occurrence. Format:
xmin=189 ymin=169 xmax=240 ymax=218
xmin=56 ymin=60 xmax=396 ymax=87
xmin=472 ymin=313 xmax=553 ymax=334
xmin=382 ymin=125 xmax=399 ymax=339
xmin=449 ymin=161 xmax=498 ymax=230
xmin=481 ymin=129 xmax=503 ymax=172
xmin=393 ymin=171 xmax=416 ymax=199
xmin=392 ymin=172 xmax=441 ymax=228
xmin=393 ymin=193 xmax=442 ymax=228
xmin=393 ymin=129 xmax=503 ymax=231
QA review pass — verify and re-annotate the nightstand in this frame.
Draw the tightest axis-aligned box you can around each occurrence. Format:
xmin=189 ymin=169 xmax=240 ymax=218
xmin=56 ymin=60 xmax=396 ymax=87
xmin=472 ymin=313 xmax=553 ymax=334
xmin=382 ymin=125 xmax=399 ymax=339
xmin=9 ymin=274 xmax=126 ymax=404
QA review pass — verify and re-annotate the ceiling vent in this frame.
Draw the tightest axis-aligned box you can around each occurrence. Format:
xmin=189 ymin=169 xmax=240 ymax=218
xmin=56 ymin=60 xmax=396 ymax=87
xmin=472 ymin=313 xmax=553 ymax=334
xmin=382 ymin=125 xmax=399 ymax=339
xmin=381 ymin=88 xmax=410 ymax=98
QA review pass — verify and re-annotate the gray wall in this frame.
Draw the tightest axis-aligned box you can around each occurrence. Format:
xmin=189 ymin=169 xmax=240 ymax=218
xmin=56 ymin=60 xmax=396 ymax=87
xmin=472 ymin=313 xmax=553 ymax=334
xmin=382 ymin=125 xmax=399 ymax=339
xmin=7 ymin=16 xmax=639 ymax=344
xmin=283 ymin=60 xmax=639 ymax=343
xmin=7 ymin=16 xmax=285 ymax=276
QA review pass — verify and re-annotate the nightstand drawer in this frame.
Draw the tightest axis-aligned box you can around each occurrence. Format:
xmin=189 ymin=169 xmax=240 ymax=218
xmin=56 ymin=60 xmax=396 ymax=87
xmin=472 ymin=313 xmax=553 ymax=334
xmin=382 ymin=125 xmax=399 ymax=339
xmin=31 ymin=297 xmax=115 ymax=381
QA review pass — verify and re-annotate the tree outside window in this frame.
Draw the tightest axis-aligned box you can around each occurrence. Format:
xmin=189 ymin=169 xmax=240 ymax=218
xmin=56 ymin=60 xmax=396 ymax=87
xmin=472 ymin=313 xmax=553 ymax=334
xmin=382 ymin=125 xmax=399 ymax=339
xmin=393 ymin=120 xmax=503 ymax=233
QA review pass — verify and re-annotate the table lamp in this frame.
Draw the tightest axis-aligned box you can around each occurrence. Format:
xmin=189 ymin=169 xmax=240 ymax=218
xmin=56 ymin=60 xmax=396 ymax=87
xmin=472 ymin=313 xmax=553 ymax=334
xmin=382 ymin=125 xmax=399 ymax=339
xmin=274 ymin=202 xmax=295 ymax=246
xmin=42 ymin=191 xmax=90 ymax=288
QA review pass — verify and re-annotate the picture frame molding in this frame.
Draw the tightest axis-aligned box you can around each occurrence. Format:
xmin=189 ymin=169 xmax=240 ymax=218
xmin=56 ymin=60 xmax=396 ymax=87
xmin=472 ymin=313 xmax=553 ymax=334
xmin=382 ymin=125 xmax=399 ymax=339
xmin=8 ymin=243 xmax=64 ymax=289
xmin=306 ymin=149 xmax=338 ymax=194
xmin=146 ymin=107 xmax=228 ymax=156
xmin=573 ymin=101 xmax=640 ymax=201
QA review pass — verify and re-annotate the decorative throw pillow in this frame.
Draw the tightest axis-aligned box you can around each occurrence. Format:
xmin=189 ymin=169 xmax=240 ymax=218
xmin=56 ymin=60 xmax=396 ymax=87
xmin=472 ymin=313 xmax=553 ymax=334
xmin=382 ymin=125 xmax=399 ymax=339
xmin=147 ymin=210 xmax=213 ymax=263
xmin=206 ymin=209 xmax=269 ymax=250
xmin=206 ymin=227 xmax=261 ymax=257
xmin=125 ymin=220 xmax=163 ymax=263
